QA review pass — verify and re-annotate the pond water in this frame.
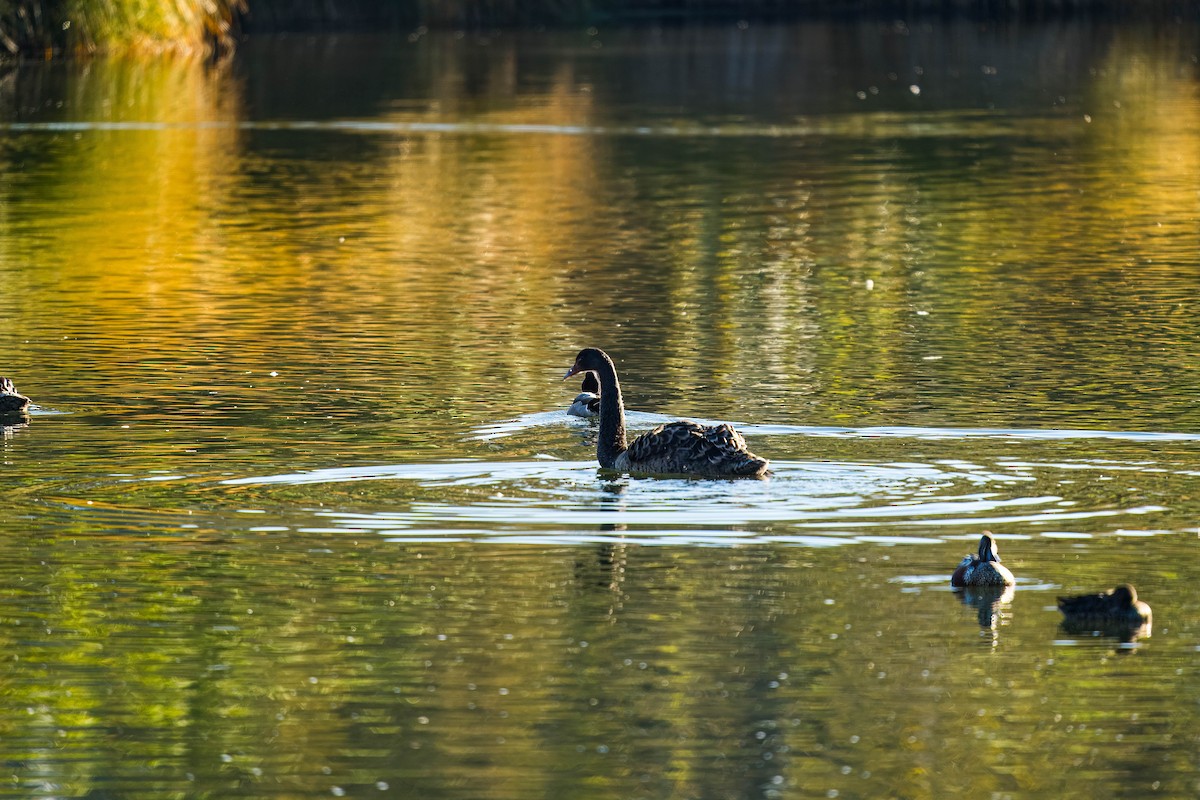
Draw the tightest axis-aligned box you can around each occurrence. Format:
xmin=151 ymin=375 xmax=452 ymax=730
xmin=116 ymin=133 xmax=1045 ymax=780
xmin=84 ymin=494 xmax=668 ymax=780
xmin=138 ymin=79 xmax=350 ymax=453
xmin=2 ymin=18 xmax=1200 ymax=799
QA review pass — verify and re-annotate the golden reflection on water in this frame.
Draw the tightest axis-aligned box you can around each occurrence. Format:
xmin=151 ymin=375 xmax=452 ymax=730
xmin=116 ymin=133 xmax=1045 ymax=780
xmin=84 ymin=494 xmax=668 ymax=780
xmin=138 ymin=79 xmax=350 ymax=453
xmin=1 ymin=25 xmax=1197 ymax=430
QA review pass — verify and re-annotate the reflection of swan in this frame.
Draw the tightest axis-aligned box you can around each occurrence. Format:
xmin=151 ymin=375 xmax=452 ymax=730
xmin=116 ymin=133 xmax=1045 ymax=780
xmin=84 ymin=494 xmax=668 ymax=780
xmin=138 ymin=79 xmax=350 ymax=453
xmin=563 ymin=348 xmax=769 ymax=477
xmin=1058 ymin=584 xmax=1152 ymax=642
xmin=573 ymin=479 xmax=629 ymax=606
xmin=567 ymin=373 xmax=600 ymax=418
xmin=951 ymin=533 xmax=1016 ymax=588
xmin=0 ymin=377 xmax=30 ymax=421
xmin=576 ymin=541 xmax=627 ymax=597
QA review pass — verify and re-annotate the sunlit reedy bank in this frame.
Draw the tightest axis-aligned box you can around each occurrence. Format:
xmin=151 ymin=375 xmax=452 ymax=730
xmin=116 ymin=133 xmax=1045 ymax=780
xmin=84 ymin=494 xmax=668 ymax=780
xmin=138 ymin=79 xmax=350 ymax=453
xmin=0 ymin=0 xmax=243 ymax=56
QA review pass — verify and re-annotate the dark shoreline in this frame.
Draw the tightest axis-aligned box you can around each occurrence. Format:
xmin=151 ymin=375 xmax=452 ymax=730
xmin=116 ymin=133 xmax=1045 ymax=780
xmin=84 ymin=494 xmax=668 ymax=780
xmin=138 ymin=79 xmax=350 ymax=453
xmin=3 ymin=0 xmax=1197 ymax=60
xmin=240 ymin=1 xmax=1196 ymax=33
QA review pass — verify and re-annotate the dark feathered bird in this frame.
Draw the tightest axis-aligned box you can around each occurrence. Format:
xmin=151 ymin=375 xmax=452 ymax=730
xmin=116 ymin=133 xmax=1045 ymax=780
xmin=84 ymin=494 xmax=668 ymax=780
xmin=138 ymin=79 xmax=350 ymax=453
xmin=951 ymin=532 xmax=1016 ymax=588
xmin=562 ymin=347 xmax=768 ymax=477
xmin=1057 ymin=584 xmax=1151 ymax=627
xmin=0 ymin=377 xmax=30 ymax=420
xmin=567 ymin=372 xmax=600 ymax=417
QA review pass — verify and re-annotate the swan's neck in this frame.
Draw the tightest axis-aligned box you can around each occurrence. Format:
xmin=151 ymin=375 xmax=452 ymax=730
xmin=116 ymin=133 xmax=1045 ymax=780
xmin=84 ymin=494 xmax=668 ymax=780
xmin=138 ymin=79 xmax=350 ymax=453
xmin=593 ymin=360 xmax=627 ymax=468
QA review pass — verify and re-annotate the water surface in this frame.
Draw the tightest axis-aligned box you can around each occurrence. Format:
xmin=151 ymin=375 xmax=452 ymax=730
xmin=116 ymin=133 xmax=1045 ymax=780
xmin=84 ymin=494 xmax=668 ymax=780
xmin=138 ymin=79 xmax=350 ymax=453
xmin=1 ymin=19 xmax=1200 ymax=799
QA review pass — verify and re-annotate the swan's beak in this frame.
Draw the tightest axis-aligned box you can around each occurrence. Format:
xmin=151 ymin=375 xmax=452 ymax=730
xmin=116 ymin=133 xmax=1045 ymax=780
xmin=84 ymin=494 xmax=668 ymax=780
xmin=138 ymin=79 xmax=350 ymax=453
xmin=563 ymin=365 xmax=581 ymax=380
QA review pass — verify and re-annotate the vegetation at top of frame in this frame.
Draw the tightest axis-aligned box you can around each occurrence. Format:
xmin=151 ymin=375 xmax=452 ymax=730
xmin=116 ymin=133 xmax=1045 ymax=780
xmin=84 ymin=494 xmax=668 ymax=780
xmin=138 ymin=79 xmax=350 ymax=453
xmin=227 ymin=0 xmax=1200 ymax=34
xmin=2 ymin=0 xmax=1196 ymax=58
xmin=0 ymin=0 xmax=244 ymax=57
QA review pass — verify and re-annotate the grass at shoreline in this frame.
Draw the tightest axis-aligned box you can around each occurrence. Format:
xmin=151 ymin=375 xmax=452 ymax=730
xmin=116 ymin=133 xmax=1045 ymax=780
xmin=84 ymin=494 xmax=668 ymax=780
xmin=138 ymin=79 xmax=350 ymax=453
xmin=0 ymin=0 xmax=244 ymax=57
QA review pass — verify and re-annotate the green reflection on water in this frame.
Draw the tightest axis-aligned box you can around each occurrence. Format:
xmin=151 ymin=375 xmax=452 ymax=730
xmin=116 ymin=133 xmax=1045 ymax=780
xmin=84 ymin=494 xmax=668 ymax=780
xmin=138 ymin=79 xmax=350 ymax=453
xmin=0 ymin=537 xmax=1195 ymax=798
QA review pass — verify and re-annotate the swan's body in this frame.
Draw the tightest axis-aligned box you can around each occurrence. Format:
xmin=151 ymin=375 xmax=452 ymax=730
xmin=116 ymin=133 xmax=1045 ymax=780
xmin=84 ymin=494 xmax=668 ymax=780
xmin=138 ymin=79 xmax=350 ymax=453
xmin=563 ymin=348 xmax=768 ymax=478
xmin=951 ymin=533 xmax=1015 ymax=588
xmin=566 ymin=373 xmax=600 ymax=417
xmin=0 ymin=377 xmax=30 ymax=419
xmin=1057 ymin=584 xmax=1151 ymax=627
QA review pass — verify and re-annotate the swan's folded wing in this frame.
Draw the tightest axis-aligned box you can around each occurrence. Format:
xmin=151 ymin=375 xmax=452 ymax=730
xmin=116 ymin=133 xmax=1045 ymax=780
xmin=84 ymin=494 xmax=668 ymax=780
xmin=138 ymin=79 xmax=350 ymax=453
xmin=704 ymin=423 xmax=747 ymax=451
xmin=626 ymin=421 xmax=768 ymax=476
xmin=626 ymin=421 xmax=708 ymax=464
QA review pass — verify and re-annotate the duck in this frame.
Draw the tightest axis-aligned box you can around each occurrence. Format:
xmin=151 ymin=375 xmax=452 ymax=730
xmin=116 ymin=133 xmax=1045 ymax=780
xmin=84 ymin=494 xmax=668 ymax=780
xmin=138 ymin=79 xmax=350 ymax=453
xmin=566 ymin=372 xmax=600 ymax=417
xmin=1057 ymin=584 xmax=1151 ymax=628
xmin=0 ymin=377 xmax=30 ymax=420
xmin=951 ymin=532 xmax=1016 ymax=588
xmin=562 ymin=347 xmax=769 ymax=477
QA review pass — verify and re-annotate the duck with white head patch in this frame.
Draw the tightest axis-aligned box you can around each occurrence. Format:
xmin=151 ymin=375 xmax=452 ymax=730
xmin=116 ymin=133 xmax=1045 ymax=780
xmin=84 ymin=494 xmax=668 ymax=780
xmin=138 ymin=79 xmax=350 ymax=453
xmin=951 ymin=532 xmax=1016 ymax=588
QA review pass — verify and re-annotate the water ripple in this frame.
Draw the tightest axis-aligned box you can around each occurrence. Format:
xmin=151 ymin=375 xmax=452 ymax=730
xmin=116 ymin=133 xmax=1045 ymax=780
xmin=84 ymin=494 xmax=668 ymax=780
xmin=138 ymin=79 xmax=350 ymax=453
xmin=470 ymin=411 xmax=1200 ymax=443
xmin=215 ymin=457 xmax=1167 ymax=546
xmin=0 ymin=112 xmax=1066 ymax=141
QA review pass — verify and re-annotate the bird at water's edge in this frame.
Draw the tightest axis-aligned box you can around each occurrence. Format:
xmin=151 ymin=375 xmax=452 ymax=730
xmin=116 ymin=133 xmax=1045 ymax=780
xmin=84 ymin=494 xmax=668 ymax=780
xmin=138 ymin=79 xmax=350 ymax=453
xmin=951 ymin=532 xmax=1016 ymax=588
xmin=562 ymin=347 xmax=768 ymax=477
xmin=0 ymin=377 xmax=30 ymax=419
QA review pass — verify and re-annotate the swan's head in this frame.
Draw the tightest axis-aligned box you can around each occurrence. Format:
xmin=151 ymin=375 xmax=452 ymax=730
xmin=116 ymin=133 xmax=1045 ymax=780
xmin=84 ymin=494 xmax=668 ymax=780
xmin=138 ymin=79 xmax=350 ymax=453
xmin=563 ymin=347 xmax=613 ymax=381
xmin=564 ymin=357 xmax=602 ymax=417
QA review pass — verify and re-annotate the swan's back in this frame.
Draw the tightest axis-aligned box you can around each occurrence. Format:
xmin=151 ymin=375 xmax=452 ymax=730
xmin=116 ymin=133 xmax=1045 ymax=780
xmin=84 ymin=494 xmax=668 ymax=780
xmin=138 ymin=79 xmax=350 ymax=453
xmin=619 ymin=420 xmax=768 ymax=477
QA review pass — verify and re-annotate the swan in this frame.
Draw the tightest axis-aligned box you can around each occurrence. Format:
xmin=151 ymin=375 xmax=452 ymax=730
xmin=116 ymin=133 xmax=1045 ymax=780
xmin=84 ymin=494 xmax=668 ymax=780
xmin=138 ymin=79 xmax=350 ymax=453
xmin=562 ymin=347 xmax=768 ymax=477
